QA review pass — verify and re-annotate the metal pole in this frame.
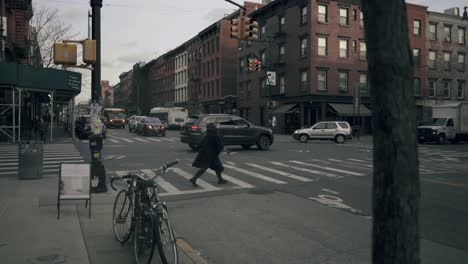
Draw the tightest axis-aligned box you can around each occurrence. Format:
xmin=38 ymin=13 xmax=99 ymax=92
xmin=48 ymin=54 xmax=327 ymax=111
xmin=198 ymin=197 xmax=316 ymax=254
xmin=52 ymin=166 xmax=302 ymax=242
xmin=50 ymin=92 xmax=54 ymax=142
xmin=18 ymin=88 xmax=22 ymax=141
xmin=72 ymin=97 xmax=75 ymax=140
xmin=90 ymin=0 xmax=102 ymax=104
xmin=13 ymin=87 xmax=16 ymax=142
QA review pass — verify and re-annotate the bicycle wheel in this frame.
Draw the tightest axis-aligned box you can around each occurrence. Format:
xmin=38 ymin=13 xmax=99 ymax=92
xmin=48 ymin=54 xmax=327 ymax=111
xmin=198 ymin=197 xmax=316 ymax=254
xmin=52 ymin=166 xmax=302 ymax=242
xmin=134 ymin=211 xmax=156 ymax=264
xmin=155 ymin=208 xmax=179 ymax=264
xmin=112 ymin=190 xmax=132 ymax=244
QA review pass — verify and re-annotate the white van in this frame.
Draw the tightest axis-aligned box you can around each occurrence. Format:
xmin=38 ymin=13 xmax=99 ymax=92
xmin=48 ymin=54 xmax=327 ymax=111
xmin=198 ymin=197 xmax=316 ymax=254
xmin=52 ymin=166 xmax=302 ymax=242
xmin=149 ymin=107 xmax=188 ymax=128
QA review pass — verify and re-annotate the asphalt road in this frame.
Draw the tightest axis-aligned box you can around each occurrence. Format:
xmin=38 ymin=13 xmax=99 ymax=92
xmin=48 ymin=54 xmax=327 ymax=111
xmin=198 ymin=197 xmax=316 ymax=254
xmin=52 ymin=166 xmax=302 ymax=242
xmin=74 ymin=128 xmax=468 ymax=264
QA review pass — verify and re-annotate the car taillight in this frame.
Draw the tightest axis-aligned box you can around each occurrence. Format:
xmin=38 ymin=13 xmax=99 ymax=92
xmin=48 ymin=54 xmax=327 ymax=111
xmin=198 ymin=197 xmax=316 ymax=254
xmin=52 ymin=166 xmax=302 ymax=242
xmin=191 ymin=125 xmax=201 ymax=131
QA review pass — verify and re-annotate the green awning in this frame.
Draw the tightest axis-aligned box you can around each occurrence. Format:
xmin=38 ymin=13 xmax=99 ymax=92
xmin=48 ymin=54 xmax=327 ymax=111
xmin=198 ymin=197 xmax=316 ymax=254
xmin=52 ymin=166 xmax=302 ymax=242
xmin=0 ymin=63 xmax=81 ymax=97
xmin=272 ymin=104 xmax=297 ymax=114
xmin=329 ymin=103 xmax=372 ymax=117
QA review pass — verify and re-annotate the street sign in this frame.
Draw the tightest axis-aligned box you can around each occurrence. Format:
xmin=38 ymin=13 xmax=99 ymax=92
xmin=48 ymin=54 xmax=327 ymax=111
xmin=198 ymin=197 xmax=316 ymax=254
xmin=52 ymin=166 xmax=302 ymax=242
xmin=89 ymin=103 xmax=102 ymax=135
xmin=267 ymin=71 xmax=276 ymax=86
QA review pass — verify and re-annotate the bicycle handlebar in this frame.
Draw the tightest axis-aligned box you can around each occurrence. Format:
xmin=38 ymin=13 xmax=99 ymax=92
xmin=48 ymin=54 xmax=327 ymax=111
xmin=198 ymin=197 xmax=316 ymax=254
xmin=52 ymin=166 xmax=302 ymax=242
xmin=110 ymin=160 xmax=179 ymax=191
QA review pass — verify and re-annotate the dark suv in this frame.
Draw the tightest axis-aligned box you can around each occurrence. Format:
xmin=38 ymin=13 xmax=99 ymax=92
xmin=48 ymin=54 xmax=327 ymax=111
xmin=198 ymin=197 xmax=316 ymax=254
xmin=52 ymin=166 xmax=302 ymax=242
xmin=180 ymin=114 xmax=274 ymax=151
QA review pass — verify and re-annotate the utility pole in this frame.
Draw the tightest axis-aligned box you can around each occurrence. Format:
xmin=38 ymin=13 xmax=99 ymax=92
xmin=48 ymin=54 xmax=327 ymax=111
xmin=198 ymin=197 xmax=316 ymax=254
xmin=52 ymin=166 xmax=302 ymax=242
xmin=91 ymin=0 xmax=102 ymax=103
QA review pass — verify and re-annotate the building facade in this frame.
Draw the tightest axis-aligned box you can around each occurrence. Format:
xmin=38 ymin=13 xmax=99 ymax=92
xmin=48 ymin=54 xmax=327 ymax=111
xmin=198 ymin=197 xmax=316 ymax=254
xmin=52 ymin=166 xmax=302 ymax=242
xmin=426 ymin=10 xmax=467 ymax=107
xmin=238 ymin=0 xmax=428 ymax=134
xmin=101 ymin=80 xmax=114 ymax=108
xmin=175 ymin=49 xmax=188 ymax=107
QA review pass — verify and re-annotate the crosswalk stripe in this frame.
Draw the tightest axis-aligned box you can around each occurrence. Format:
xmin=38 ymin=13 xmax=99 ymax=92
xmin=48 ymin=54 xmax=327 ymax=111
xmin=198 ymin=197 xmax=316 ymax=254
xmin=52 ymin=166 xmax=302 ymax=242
xmin=347 ymin=158 xmax=367 ymax=163
xmin=0 ymin=166 xmax=17 ymax=170
xmin=44 ymin=154 xmax=82 ymax=158
xmin=245 ymin=163 xmax=314 ymax=182
xmin=44 ymin=169 xmax=59 ymax=172
xmin=134 ymin=138 xmax=149 ymax=142
xmin=44 ymin=157 xmax=84 ymax=161
xmin=171 ymin=168 xmax=219 ymax=191
xmin=159 ymin=138 xmax=175 ymax=142
xmin=422 ymin=162 xmax=468 ymax=170
xmin=121 ymin=138 xmax=134 ymax=143
xmin=0 ymin=162 xmax=18 ymax=166
xmin=0 ymin=159 xmax=18 ymax=162
xmin=147 ymin=138 xmax=162 ymax=142
xmin=311 ymin=159 xmax=331 ymax=164
xmin=44 ymin=160 xmax=84 ymax=164
xmin=109 ymin=139 xmax=119 ymax=143
xmin=270 ymin=162 xmax=343 ymax=179
xmin=0 ymin=171 xmax=17 ymax=175
xmin=329 ymin=159 xmax=373 ymax=168
xmin=140 ymin=169 xmax=181 ymax=194
xmin=206 ymin=170 xmax=255 ymax=188
xmin=290 ymin=160 xmax=365 ymax=176
xmin=224 ymin=164 xmax=287 ymax=184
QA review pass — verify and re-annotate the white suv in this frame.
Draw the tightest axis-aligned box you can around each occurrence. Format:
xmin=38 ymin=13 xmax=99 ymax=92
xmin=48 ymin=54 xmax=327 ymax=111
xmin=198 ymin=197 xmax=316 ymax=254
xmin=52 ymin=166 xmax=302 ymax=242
xmin=293 ymin=121 xmax=352 ymax=144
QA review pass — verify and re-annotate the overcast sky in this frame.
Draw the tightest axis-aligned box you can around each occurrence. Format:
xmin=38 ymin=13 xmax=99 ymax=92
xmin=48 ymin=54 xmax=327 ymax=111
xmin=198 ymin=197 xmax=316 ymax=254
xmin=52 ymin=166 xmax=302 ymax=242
xmin=36 ymin=0 xmax=465 ymax=102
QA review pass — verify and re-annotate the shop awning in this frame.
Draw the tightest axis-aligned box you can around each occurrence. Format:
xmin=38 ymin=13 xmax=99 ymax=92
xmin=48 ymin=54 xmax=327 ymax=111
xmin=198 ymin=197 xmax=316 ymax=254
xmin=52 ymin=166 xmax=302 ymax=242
xmin=329 ymin=103 xmax=372 ymax=117
xmin=272 ymin=104 xmax=297 ymax=114
xmin=0 ymin=62 xmax=81 ymax=100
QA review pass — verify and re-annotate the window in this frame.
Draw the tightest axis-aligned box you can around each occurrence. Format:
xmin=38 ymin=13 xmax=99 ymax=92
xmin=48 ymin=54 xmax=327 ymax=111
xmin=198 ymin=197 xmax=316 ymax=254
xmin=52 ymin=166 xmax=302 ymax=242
xmin=414 ymin=78 xmax=420 ymax=96
xmin=300 ymin=38 xmax=308 ymax=57
xmin=326 ymin=122 xmax=337 ymax=129
xmin=246 ymin=81 xmax=251 ymax=96
xmin=444 ymin=52 xmax=451 ymax=70
xmin=457 ymin=80 xmax=465 ymax=99
xmin=314 ymin=122 xmax=326 ymax=129
xmin=339 ymin=71 xmax=348 ymax=92
xmin=279 ymin=74 xmax=285 ymax=94
xmin=318 ymin=4 xmax=327 ymax=23
xmin=360 ymin=42 xmax=366 ymax=60
xmin=279 ymin=45 xmax=285 ymax=63
xmin=279 ymin=16 xmax=285 ymax=31
xmin=339 ymin=8 xmax=349 ymax=25
xmin=428 ymin=79 xmax=437 ymax=97
xmin=442 ymin=80 xmax=451 ymax=98
xmin=301 ymin=6 xmax=308 ymax=25
xmin=444 ymin=25 xmax=451 ymax=42
xmin=217 ymin=79 xmax=220 ymax=96
xmin=338 ymin=122 xmax=349 ymax=129
xmin=458 ymin=53 xmax=465 ymax=71
xmin=317 ymin=70 xmax=327 ymax=91
xmin=318 ymin=36 xmax=327 ymax=56
xmin=261 ymin=25 xmax=266 ymax=39
xmin=260 ymin=78 xmax=267 ymax=95
xmin=413 ymin=48 xmax=420 ymax=65
xmin=300 ymin=70 xmax=308 ymax=90
xmin=239 ymin=58 xmax=245 ymax=72
xmin=359 ymin=73 xmax=368 ymax=95
xmin=413 ymin=20 xmax=421 ymax=36
xmin=359 ymin=11 xmax=363 ymax=27
xmin=261 ymin=51 xmax=266 ymax=65
xmin=428 ymin=51 xmax=436 ymax=69
xmin=339 ymin=39 xmax=348 ymax=58
xmin=216 ymin=58 xmax=219 ymax=74
xmin=429 ymin=23 xmax=437 ymax=40
xmin=458 ymin=28 xmax=465 ymax=44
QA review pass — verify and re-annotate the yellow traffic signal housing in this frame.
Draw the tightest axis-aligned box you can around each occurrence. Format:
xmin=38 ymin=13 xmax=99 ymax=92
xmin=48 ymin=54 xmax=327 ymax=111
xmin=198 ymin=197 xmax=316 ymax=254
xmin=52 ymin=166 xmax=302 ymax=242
xmin=83 ymin=39 xmax=96 ymax=64
xmin=231 ymin=17 xmax=246 ymax=40
xmin=244 ymin=18 xmax=259 ymax=40
xmin=53 ymin=43 xmax=77 ymax=65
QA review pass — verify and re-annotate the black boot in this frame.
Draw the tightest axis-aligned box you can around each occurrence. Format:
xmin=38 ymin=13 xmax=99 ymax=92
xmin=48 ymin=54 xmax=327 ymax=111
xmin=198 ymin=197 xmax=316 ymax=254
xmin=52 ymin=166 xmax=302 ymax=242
xmin=216 ymin=171 xmax=228 ymax=184
xmin=189 ymin=177 xmax=199 ymax=187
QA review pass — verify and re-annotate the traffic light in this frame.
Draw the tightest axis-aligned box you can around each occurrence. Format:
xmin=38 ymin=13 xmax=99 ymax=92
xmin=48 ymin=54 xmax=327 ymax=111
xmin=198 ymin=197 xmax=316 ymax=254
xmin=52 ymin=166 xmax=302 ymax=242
xmin=53 ymin=43 xmax=77 ymax=65
xmin=83 ymin=39 xmax=96 ymax=64
xmin=244 ymin=18 xmax=259 ymax=40
xmin=255 ymin=58 xmax=262 ymax=71
xmin=248 ymin=58 xmax=256 ymax=71
xmin=230 ymin=18 xmax=244 ymax=40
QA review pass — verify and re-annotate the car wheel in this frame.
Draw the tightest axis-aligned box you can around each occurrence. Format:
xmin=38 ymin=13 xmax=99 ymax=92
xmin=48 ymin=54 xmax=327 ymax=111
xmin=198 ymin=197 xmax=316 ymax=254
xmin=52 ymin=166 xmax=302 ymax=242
xmin=335 ymin=134 xmax=346 ymax=144
xmin=299 ymin=134 xmax=309 ymax=143
xmin=418 ymin=139 xmax=424 ymax=144
xmin=256 ymin=135 xmax=271 ymax=151
xmin=189 ymin=144 xmax=200 ymax=151
xmin=438 ymin=134 xmax=446 ymax=144
xmin=160 ymin=133 xmax=166 ymax=137
xmin=241 ymin=145 xmax=252 ymax=150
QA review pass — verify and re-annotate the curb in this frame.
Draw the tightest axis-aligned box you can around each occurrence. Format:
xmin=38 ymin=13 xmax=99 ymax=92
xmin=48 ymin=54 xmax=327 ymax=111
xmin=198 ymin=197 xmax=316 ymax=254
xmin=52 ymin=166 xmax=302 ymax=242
xmin=176 ymin=238 xmax=208 ymax=264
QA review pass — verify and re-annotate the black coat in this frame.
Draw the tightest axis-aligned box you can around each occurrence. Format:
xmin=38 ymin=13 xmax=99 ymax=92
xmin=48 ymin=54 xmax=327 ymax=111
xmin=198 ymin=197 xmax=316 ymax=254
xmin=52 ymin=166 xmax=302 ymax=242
xmin=192 ymin=131 xmax=224 ymax=172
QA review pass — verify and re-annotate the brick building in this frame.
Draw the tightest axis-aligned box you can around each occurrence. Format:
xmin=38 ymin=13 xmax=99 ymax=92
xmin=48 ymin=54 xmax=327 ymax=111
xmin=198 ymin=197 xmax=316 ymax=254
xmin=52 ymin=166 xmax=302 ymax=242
xmin=238 ymin=0 xmax=428 ymax=134
xmin=425 ymin=9 xmax=468 ymax=109
xmin=101 ymin=80 xmax=114 ymax=108
xmin=115 ymin=70 xmax=133 ymax=110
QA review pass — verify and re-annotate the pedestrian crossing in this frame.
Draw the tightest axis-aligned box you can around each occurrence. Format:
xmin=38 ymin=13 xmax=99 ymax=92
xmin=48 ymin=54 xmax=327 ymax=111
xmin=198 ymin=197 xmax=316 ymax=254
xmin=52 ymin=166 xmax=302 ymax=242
xmin=81 ymin=136 xmax=179 ymax=144
xmin=108 ymin=157 xmax=468 ymax=197
xmin=341 ymin=144 xmax=468 ymax=158
xmin=42 ymin=144 xmax=86 ymax=176
xmin=0 ymin=145 xmax=18 ymax=176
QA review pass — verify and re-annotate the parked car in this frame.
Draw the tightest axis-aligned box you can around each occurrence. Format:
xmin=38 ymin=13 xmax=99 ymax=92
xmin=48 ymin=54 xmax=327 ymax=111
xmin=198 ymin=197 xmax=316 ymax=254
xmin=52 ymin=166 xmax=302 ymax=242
xmin=128 ymin=115 xmax=145 ymax=133
xmin=180 ymin=114 xmax=274 ymax=151
xmin=136 ymin=117 xmax=166 ymax=136
xmin=75 ymin=115 xmax=107 ymax=139
xmin=293 ymin=121 xmax=352 ymax=144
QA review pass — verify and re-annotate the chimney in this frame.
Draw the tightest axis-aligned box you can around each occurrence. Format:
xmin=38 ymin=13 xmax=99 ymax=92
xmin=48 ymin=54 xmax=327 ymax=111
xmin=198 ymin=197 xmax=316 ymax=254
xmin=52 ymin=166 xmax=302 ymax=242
xmin=444 ymin=7 xmax=460 ymax=16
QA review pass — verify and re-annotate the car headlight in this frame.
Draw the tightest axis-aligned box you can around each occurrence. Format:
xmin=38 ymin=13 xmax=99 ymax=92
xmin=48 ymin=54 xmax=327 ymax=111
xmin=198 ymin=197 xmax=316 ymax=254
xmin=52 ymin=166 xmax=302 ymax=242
xmin=147 ymin=125 xmax=152 ymax=129
xmin=294 ymin=130 xmax=298 ymax=134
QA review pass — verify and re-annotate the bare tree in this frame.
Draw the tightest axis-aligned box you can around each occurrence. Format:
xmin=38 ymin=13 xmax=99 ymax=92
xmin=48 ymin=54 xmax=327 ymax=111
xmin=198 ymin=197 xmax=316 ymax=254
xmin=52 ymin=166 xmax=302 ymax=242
xmin=30 ymin=5 xmax=79 ymax=68
xmin=361 ymin=1 xmax=420 ymax=263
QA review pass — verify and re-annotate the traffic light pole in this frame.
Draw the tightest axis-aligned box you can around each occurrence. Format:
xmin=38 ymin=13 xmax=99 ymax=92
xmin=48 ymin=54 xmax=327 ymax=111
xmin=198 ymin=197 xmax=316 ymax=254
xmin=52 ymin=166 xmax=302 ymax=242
xmin=91 ymin=0 xmax=102 ymax=103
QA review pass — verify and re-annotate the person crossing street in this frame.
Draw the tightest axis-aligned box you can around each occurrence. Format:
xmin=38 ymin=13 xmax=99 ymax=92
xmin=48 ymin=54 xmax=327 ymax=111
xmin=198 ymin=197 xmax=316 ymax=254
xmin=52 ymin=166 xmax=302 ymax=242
xmin=189 ymin=123 xmax=228 ymax=187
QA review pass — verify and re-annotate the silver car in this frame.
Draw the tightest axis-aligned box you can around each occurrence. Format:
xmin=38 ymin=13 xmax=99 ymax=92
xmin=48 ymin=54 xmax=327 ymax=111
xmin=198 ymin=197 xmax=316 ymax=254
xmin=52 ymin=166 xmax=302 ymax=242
xmin=293 ymin=121 xmax=352 ymax=144
xmin=128 ymin=115 xmax=145 ymax=133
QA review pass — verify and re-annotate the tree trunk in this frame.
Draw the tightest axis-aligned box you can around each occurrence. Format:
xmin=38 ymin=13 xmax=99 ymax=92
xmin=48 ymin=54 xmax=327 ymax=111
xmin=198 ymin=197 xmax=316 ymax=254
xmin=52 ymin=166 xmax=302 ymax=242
xmin=361 ymin=1 xmax=420 ymax=263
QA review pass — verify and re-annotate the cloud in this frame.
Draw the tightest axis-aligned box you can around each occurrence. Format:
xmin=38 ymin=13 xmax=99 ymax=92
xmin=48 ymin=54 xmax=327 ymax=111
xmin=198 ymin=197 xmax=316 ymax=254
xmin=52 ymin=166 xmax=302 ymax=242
xmin=202 ymin=7 xmax=237 ymax=23
xmin=117 ymin=50 xmax=157 ymax=65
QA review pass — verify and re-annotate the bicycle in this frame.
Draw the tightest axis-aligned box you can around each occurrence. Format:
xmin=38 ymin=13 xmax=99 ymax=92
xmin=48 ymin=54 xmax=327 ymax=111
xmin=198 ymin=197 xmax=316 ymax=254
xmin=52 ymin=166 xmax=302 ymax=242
xmin=111 ymin=161 xmax=179 ymax=264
